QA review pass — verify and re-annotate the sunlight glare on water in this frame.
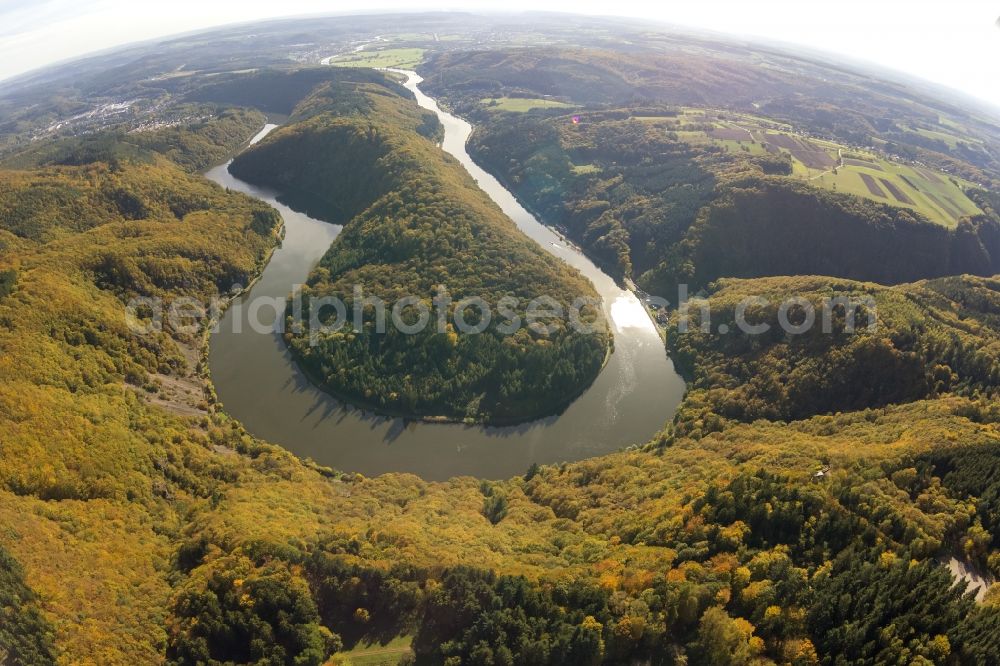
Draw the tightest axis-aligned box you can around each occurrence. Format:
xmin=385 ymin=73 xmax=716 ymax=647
xmin=609 ymin=293 xmax=657 ymax=334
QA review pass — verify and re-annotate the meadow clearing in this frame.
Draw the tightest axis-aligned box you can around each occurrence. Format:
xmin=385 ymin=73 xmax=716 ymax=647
xmin=328 ymin=48 xmax=426 ymax=69
xmin=480 ymin=96 xmax=577 ymax=112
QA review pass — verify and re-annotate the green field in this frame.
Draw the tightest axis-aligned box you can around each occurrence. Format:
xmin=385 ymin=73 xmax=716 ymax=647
xmin=656 ymin=109 xmax=982 ymax=228
xmin=382 ymin=32 xmax=465 ymax=42
xmin=804 ymin=160 xmax=981 ymax=228
xmin=902 ymin=123 xmax=984 ymax=149
xmin=333 ymin=637 xmax=412 ymax=665
xmin=635 ymin=107 xmax=793 ymax=132
xmin=329 ymin=48 xmax=425 ymax=69
xmin=571 ymin=163 xmax=600 ymax=174
xmin=481 ymin=97 xmax=576 ymax=112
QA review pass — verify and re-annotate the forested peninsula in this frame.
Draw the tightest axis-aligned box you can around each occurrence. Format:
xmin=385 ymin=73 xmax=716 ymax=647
xmin=230 ymin=76 xmax=609 ymax=423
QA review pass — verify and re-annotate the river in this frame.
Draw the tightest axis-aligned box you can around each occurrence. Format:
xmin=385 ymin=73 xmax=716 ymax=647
xmin=205 ymin=70 xmax=686 ymax=480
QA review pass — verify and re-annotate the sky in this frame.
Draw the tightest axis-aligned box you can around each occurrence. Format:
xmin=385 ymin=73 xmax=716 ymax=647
xmin=1 ymin=0 xmax=998 ymax=107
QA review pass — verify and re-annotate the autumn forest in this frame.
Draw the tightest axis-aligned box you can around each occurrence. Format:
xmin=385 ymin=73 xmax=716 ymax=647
xmin=0 ymin=11 xmax=1000 ymax=666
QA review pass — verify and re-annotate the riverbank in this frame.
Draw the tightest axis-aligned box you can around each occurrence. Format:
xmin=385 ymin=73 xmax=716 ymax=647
xmin=287 ymin=337 xmax=614 ymax=428
xmin=198 ymin=124 xmax=284 ymax=412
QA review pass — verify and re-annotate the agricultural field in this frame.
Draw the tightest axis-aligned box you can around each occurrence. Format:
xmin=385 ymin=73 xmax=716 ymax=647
xmin=480 ymin=96 xmax=576 ymax=112
xmin=643 ymin=108 xmax=983 ymax=228
xmin=328 ymin=48 xmax=425 ymax=69
xmin=902 ymin=122 xmax=985 ymax=148
xmin=384 ymin=32 xmax=464 ymax=42
xmin=806 ymin=158 xmax=982 ymax=228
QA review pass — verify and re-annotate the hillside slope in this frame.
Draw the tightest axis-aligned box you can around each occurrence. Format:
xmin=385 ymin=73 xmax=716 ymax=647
xmin=467 ymin=110 xmax=1000 ymax=297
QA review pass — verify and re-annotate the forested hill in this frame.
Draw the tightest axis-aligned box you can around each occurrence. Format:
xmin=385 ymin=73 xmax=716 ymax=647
xmin=421 ymin=47 xmax=789 ymax=108
xmin=668 ymin=274 xmax=1000 ymax=429
xmin=649 ymin=176 xmax=1000 ymax=296
xmin=0 ymin=118 xmax=292 ymax=661
xmin=229 ymin=79 xmax=609 ymax=423
xmin=0 ymin=107 xmax=264 ymax=174
xmin=185 ymin=67 xmax=400 ymax=118
xmin=467 ymin=110 xmax=1000 ymax=297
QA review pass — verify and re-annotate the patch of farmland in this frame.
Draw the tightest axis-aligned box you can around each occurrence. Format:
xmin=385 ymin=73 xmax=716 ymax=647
xmin=762 ymin=133 xmax=799 ymax=151
xmin=481 ymin=97 xmax=575 ymax=112
xmin=844 ymin=158 xmax=883 ymax=170
xmin=634 ymin=115 xmax=679 ymax=123
xmin=858 ymin=172 xmax=887 ymax=198
xmin=924 ymin=192 xmax=962 ymax=219
xmin=761 ymin=132 xmax=835 ymax=169
xmin=905 ymin=125 xmax=982 ymax=149
xmin=796 ymin=147 xmax=836 ymax=169
xmin=944 ymin=196 xmax=967 ymax=217
xmin=668 ymin=107 xmax=980 ymax=228
xmin=879 ymin=177 xmax=915 ymax=205
xmin=915 ymin=166 xmax=945 ymax=184
xmin=329 ymin=47 xmax=426 ymax=69
xmin=709 ymin=127 xmax=749 ymax=140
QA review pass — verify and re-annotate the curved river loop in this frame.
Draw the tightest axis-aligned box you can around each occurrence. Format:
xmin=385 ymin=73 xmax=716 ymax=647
xmin=205 ymin=70 xmax=686 ymax=480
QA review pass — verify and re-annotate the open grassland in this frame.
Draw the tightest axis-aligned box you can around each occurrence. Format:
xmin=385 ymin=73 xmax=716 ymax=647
xmin=653 ymin=108 xmax=983 ymax=228
xmin=481 ymin=97 xmax=576 ymax=112
xmin=329 ymin=48 xmax=425 ymax=69
xmin=333 ymin=637 xmax=413 ymax=665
